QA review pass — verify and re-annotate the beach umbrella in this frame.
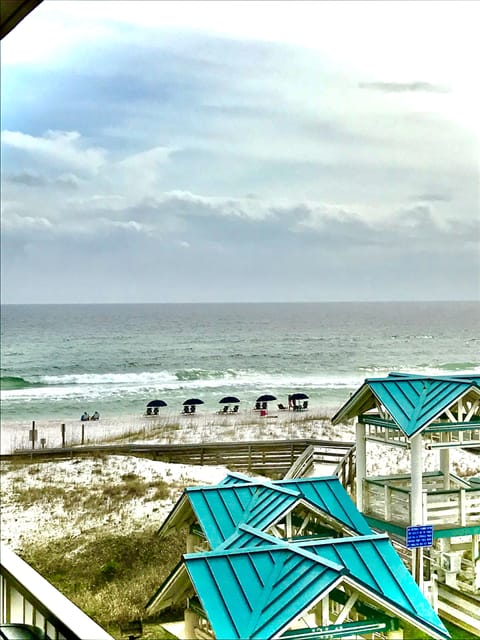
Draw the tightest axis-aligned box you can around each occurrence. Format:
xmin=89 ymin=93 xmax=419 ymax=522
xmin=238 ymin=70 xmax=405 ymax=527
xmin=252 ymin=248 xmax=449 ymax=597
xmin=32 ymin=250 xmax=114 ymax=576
xmin=290 ymin=393 xmax=309 ymax=401
xmin=219 ymin=396 xmax=240 ymax=404
xmin=146 ymin=399 xmax=168 ymax=408
xmin=256 ymin=394 xmax=277 ymax=402
xmin=183 ymin=398 xmax=204 ymax=405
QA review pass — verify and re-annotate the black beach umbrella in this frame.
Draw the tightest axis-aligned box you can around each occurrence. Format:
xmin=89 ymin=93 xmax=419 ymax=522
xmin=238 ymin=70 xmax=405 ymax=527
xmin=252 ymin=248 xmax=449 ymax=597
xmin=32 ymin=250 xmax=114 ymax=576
xmin=291 ymin=393 xmax=309 ymax=401
xmin=183 ymin=398 xmax=204 ymax=405
xmin=219 ymin=396 xmax=240 ymax=404
xmin=147 ymin=399 xmax=168 ymax=408
xmin=256 ymin=394 xmax=277 ymax=402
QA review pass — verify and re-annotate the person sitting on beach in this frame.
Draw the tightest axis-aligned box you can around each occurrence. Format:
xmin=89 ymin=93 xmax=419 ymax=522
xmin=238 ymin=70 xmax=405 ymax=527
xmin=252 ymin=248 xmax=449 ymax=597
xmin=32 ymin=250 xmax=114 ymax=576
xmin=81 ymin=412 xmax=89 ymax=421
xmin=91 ymin=411 xmax=100 ymax=421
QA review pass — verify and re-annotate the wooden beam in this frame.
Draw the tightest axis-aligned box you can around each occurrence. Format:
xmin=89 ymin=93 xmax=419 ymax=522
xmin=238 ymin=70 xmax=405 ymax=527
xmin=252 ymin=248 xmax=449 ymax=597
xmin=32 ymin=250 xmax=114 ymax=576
xmin=334 ymin=590 xmax=358 ymax=624
xmin=466 ymin=399 xmax=479 ymax=421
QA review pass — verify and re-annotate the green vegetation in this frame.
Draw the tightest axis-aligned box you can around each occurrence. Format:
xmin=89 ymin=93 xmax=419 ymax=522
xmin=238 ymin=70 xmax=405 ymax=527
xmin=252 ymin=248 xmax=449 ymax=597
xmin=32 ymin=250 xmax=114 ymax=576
xmin=101 ymin=421 xmax=183 ymax=445
xmin=11 ymin=473 xmax=171 ymax=511
xmin=20 ymin=530 xmax=184 ymax=639
xmin=444 ymin=620 xmax=480 ymax=639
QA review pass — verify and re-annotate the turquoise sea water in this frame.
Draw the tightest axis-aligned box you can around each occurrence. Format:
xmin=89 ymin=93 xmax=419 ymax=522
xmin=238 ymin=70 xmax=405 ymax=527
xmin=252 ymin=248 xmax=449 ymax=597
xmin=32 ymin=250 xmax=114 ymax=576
xmin=1 ymin=302 xmax=479 ymax=423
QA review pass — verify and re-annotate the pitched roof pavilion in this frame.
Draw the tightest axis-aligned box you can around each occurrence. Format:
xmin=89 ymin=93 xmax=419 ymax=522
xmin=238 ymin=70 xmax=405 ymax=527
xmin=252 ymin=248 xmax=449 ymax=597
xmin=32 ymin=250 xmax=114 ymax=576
xmin=331 ymin=372 xmax=480 ymax=438
xmin=157 ymin=472 xmax=372 ymax=546
xmin=184 ymin=527 xmax=449 ymax=640
xmin=148 ymin=473 xmax=450 ymax=640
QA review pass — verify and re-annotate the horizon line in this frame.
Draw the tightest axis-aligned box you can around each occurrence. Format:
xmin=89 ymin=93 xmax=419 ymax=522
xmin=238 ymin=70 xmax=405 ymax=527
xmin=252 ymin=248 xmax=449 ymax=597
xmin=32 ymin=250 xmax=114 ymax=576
xmin=1 ymin=299 xmax=478 ymax=306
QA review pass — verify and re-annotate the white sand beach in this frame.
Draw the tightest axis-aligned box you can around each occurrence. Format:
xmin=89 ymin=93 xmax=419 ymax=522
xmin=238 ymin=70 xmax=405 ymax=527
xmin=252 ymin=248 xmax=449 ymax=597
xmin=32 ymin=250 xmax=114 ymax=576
xmin=1 ymin=409 xmax=480 ymax=552
xmin=0 ymin=407 xmax=341 ymax=455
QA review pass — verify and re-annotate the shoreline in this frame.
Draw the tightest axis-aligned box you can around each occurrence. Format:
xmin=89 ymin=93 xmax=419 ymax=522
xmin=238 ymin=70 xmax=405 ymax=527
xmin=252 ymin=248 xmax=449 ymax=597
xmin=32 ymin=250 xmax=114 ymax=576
xmin=0 ymin=406 xmax=339 ymax=455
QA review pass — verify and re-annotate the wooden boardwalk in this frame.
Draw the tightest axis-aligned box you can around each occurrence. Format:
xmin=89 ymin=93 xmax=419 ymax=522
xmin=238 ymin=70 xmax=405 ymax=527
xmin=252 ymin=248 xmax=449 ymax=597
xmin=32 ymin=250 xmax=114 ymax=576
xmin=0 ymin=439 xmax=355 ymax=479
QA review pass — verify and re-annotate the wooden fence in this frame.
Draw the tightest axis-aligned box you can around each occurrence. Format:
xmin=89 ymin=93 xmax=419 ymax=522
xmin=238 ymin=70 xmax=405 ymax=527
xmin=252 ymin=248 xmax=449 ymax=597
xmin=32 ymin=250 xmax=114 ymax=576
xmin=1 ymin=439 xmax=355 ymax=480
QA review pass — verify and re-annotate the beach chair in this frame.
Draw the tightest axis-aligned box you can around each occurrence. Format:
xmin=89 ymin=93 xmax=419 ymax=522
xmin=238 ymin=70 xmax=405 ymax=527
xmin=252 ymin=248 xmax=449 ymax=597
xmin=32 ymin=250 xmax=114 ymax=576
xmin=278 ymin=403 xmax=287 ymax=411
xmin=254 ymin=402 xmax=261 ymax=411
xmin=222 ymin=405 xmax=229 ymax=413
xmin=261 ymin=401 xmax=267 ymax=410
xmin=153 ymin=407 xmax=159 ymax=415
xmin=232 ymin=405 xmax=239 ymax=413
xmin=190 ymin=404 xmax=196 ymax=413
xmin=182 ymin=406 xmax=190 ymax=414
xmin=302 ymin=401 xmax=308 ymax=410
xmin=146 ymin=407 xmax=153 ymax=416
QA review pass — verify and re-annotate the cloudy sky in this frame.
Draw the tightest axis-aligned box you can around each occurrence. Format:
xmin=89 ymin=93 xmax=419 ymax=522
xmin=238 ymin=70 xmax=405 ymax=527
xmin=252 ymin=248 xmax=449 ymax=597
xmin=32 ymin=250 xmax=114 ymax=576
xmin=1 ymin=0 xmax=478 ymax=303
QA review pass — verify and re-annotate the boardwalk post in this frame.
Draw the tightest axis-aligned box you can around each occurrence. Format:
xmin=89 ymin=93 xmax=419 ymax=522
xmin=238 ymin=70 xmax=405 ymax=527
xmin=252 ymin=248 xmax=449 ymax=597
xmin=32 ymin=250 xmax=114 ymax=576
xmin=61 ymin=423 xmax=66 ymax=448
xmin=81 ymin=423 xmax=85 ymax=445
xmin=30 ymin=421 xmax=36 ymax=450
xmin=355 ymin=419 xmax=366 ymax=511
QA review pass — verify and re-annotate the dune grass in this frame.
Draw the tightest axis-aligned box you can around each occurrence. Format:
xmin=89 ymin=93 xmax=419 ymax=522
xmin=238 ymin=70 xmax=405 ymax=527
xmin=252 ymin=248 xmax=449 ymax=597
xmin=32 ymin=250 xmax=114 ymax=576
xmin=20 ymin=529 xmax=184 ymax=638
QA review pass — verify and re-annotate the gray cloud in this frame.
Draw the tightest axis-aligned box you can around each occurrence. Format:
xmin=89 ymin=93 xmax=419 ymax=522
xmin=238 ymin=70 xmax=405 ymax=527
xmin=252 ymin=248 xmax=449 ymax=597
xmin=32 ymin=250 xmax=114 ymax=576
xmin=6 ymin=172 xmax=47 ymax=186
xmin=1 ymin=21 xmax=477 ymax=303
xmin=410 ymin=192 xmax=452 ymax=203
xmin=4 ymin=171 xmax=81 ymax=190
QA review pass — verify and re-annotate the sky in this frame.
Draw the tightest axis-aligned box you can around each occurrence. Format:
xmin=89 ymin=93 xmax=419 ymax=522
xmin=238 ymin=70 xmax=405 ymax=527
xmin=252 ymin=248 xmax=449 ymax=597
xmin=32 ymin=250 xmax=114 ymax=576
xmin=1 ymin=0 xmax=479 ymax=303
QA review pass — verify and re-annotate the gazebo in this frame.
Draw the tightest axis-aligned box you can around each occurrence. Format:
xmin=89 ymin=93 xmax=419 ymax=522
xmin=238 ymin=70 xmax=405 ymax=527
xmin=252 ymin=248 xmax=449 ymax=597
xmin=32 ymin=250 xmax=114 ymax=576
xmin=146 ymin=472 xmax=448 ymax=640
xmin=331 ymin=372 xmax=480 ymax=633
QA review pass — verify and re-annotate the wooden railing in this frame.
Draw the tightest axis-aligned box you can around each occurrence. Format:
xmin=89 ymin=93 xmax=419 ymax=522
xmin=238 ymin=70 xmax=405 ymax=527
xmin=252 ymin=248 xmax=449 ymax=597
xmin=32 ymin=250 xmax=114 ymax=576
xmin=335 ymin=445 xmax=356 ymax=493
xmin=283 ymin=443 xmax=355 ymax=484
xmin=0 ymin=546 xmax=113 ymax=639
xmin=3 ymin=439 xmax=355 ymax=479
xmin=437 ymin=584 xmax=480 ymax=636
xmin=364 ymin=478 xmax=480 ymax=528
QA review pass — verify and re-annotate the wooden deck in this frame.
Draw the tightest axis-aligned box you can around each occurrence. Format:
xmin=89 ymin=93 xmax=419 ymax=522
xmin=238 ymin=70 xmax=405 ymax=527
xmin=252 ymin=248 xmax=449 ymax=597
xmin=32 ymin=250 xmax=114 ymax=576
xmin=0 ymin=439 xmax=355 ymax=480
xmin=438 ymin=583 xmax=480 ymax=636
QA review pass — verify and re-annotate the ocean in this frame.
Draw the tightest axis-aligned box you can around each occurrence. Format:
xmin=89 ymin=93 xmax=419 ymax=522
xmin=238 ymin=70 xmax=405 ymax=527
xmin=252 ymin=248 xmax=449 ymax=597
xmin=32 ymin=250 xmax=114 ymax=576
xmin=1 ymin=301 xmax=478 ymax=425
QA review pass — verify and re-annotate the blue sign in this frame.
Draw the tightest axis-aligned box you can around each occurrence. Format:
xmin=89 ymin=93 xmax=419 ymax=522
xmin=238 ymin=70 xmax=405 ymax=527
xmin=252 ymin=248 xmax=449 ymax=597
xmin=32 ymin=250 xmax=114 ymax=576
xmin=406 ymin=525 xmax=434 ymax=548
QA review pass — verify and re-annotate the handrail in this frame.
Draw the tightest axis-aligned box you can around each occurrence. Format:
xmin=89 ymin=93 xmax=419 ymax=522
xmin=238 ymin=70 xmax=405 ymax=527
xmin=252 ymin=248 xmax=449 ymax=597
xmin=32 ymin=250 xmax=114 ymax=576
xmin=0 ymin=545 xmax=113 ymax=639
xmin=284 ymin=443 xmax=356 ymax=489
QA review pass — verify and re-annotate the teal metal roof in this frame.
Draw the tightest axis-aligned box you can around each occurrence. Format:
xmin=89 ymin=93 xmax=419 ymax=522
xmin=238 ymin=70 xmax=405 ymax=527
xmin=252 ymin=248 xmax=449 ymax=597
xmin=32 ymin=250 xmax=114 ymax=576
xmin=184 ymin=543 xmax=345 ymax=640
xmin=221 ymin=525 xmax=447 ymax=637
xmin=218 ymin=472 xmax=257 ymax=486
xmin=277 ymin=477 xmax=372 ymax=535
xmin=301 ymin=534 xmax=448 ymax=638
xmin=186 ymin=483 xmax=298 ymax=548
xmin=150 ymin=474 xmax=450 ymax=639
xmin=332 ymin=372 xmax=480 ymax=437
xmin=388 ymin=372 xmax=480 ymax=387
xmin=184 ymin=529 xmax=449 ymax=640
xmin=185 ymin=475 xmax=371 ymax=547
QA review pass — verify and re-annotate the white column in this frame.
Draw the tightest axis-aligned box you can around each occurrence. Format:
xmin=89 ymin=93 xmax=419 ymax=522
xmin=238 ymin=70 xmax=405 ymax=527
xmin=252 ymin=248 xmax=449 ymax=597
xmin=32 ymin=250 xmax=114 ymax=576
xmin=184 ymin=609 xmax=197 ymax=639
xmin=410 ymin=433 xmax=424 ymax=525
xmin=321 ymin=596 xmax=330 ymax=626
xmin=440 ymin=448 xmax=450 ymax=489
xmin=355 ymin=420 xmax=366 ymax=512
xmin=411 ymin=434 xmax=426 ymax=592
